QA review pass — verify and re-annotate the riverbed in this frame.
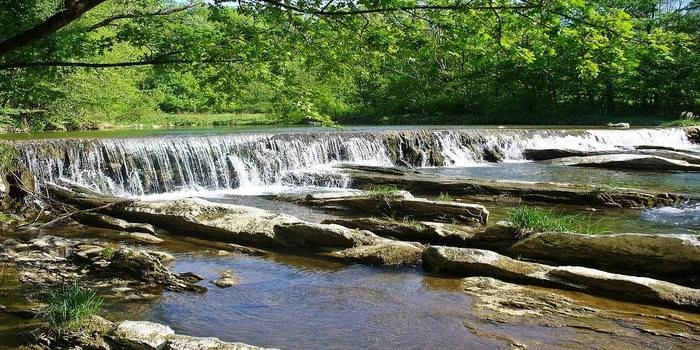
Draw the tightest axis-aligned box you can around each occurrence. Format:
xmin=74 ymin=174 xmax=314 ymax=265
xmin=1 ymin=126 xmax=699 ymax=349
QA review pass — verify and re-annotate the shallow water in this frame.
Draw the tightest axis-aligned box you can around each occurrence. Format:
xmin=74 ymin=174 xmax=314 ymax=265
xmin=1 ymin=221 xmax=699 ymax=349
xmin=2 ymin=126 xmax=700 ymax=348
xmin=425 ymin=162 xmax=700 ymax=197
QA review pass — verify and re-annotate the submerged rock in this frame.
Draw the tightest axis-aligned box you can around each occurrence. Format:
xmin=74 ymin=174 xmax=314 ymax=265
xmin=509 ymin=232 xmax=700 ymax=282
xmin=423 ymin=246 xmax=700 ymax=311
xmin=544 ymin=154 xmax=700 ymax=171
xmin=211 ymin=270 xmax=238 ymax=288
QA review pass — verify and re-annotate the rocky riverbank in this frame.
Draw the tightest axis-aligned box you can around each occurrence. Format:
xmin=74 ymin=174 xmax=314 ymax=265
xmin=0 ymin=128 xmax=698 ymax=348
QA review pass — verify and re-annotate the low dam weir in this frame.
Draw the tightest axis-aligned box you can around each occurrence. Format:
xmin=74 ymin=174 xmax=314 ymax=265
xmin=14 ymin=127 xmax=698 ymax=196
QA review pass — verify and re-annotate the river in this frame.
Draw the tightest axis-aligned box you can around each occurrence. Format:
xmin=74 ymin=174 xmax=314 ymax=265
xmin=1 ymin=125 xmax=699 ymax=349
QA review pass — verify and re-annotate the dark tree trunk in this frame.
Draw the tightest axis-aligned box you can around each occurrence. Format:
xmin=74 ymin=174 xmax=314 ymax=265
xmin=604 ymin=79 xmax=615 ymax=114
xmin=0 ymin=0 xmax=106 ymax=58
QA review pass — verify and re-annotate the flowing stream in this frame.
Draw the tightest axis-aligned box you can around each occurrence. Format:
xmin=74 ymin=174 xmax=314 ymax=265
xmin=13 ymin=127 xmax=698 ymax=196
xmin=2 ymin=126 xmax=700 ymax=349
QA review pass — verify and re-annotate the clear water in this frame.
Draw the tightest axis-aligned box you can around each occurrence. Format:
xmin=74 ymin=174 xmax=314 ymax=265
xmin=2 ymin=126 xmax=700 ymax=349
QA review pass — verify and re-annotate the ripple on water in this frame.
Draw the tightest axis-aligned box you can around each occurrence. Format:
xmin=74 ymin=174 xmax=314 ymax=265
xmin=641 ymin=203 xmax=700 ymax=229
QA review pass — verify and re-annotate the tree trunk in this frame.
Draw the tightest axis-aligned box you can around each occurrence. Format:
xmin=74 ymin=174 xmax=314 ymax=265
xmin=0 ymin=0 xmax=106 ymax=58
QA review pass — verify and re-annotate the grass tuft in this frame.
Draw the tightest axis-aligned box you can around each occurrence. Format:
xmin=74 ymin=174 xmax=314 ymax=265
xmin=401 ymin=218 xmax=424 ymax=231
xmin=435 ymin=192 xmax=454 ymax=202
xmin=41 ymin=283 xmax=103 ymax=331
xmin=506 ymin=206 xmax=605 ymax=235
xmin=364 ymin=185 xmax=402 ymax=199
xmin=100 ymin=247 xmax=114 ymax=259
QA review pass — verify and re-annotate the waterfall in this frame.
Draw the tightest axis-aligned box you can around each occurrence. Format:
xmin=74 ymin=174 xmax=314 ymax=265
xmin=14 ymin=128 xmax=697 ymax=196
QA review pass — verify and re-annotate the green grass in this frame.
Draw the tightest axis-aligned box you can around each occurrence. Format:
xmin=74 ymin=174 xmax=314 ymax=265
xmin=506 ymin=206 xmax=605 ymax=235
xmin=435 ymin=192 xmax=454 ymax=202
xmin=41 ymin=283 xmax=103 ymax=331
xmin=118 ymin=112 xmax=282 ymax=128
xmin=364 ymin=185 xmax=403 ymax=199
xmin=661 ymin=119 xmax=700 ymax=127
xmin=584 ymin=183 xmax=621 ymax=194
xmin=401 ymin=218 xmax=424 ymax=231
xmin=100 ymin=247 xmax=114 ymax=259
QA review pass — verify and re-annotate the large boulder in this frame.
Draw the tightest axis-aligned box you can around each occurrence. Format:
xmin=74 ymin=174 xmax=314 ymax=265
xmin=423 ymin=246 xmax=700 ymax=311
xmin=544 ymin=154 xmax=700 ymax=171
xmin=686 ymin=126 xmax=700 ymax=144
xmin=509 ymin=232 xmax=700 ymax=281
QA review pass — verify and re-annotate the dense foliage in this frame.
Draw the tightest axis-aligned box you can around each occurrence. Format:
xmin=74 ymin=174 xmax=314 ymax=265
xmin=0 ymin=1 xmax=698 ymax=129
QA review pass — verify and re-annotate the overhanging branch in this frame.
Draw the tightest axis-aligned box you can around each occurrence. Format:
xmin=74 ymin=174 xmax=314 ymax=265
xmin=0 ymin=58 xmax=244 ymax=70
xmin=88 ymin=2 xmax=204 ymax=31
xmin=225 ymin=0 xmax=544 ymax=16
xmin=0 ymin=0 xmax=107 ymax=58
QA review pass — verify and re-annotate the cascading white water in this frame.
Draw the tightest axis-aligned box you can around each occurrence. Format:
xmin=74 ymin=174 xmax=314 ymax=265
xmin=15 ymin=128 xmax=698 ymax=196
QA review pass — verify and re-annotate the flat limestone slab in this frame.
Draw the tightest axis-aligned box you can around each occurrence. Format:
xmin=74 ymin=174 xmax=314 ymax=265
xmin=545 ymin=154 xmax=700 ymax=171
xmin=423 ymin=246 xmax=700 ymax=311
xmin=304 ymin=191 xmax=489 ymax=225
xmin=338 ymin=165 xmax=686 ymax=208
xmin=509 ymin=232 xmax=700 ymax=280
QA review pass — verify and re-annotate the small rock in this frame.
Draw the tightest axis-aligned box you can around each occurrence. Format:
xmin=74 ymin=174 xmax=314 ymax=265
xmin=122 ymin=231 xmax=164 ymax=244
xmin=217 ymin=250 xmax=232 ymax=256
xmin=109 ymin=320 xmax=175 ymax=350
xmin=211 ymin=270 xmax=238 ymax=288
xmin=179 ymin=272 xmax=205 ymax=283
